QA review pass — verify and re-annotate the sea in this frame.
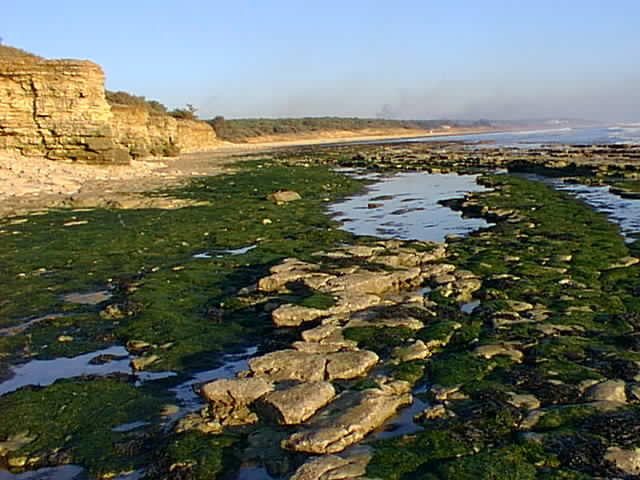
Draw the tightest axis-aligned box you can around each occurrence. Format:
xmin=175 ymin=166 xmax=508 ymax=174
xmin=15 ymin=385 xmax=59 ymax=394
xmin=366 ymin=124 xmax=640 ymax=148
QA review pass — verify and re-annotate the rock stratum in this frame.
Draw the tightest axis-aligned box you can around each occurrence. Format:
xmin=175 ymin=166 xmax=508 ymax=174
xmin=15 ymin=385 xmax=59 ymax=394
xmin=0 ymin=57 xmax=218 ymax=164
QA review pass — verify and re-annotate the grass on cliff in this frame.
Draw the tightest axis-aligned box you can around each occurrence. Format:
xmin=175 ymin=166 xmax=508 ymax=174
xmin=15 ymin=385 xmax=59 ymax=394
xmin=0 ymin=45 xmax=42 ymax=59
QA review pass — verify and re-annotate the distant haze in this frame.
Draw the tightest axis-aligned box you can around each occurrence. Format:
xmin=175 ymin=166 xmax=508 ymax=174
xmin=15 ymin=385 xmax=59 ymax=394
xmin=3 ymin=1 xmax=639 ymax=122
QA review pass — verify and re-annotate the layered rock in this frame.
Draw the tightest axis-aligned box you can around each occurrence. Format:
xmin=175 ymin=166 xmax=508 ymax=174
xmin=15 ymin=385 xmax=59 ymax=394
xmin=0 ymin=56 xmax=219 ymax=163
xmin=110 ymin=104 xmax=219 ymax=158
xmin=0 ymin=58 xmax=129 ymax=164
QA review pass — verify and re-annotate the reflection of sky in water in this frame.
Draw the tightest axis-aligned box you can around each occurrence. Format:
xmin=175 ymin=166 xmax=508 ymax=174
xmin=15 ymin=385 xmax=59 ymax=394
xmin=171 ymin=347 xmax=257 ymax=414
xmin=329 ymin=172 xmax=491 ymax=242
xmin=516 ymin=173 xmax=640 ymax=242
xmin=0 ymin=465 xmax=85 ymax=480
xmin=551 ymin=182 xmax=640 ymax=242
xmin=0 ymin=346 xmax=177 ymax=397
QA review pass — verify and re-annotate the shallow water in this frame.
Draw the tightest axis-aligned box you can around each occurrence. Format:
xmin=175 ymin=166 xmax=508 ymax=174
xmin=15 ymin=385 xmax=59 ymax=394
xmin=329 ymin=171 xmax=492 ymax=241
xmin=62 ymin=290 xmax=112 ymax=305
xmin=0 ymin=466 xmax=85 ymax=480
xmin=170 ymin=346 xmax=258 ymax=414
xmin=235 ymin=466 xmax=276 ymax=480
xmin=0 ymin=346 xmax=131 ymax=396
xmin=517 ymin=174 xmax=640 ymax=241
xmin=552 ymin=182 xmax=640 ymax=241
xmin=0 ymin=346 xmax=177 ymax=396
xmin=374 ymin=392 xmax=428 ymax=440
xmin=0 ymin=313 xmax=66 ymax=337
xmin=193 ymin=245 xmax=257 ymax=259
xmin=111 ymin=420 xmax=150 ymax=433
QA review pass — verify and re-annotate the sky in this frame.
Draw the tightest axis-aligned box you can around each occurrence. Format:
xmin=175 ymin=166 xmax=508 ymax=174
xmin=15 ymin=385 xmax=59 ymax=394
xmin=3 ymin=1 xmax=639 ymax=122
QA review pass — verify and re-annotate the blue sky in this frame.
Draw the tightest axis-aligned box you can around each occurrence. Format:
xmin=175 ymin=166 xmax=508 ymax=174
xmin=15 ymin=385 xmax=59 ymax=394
xmin=3 ymin=1 xmax=639 ymax=121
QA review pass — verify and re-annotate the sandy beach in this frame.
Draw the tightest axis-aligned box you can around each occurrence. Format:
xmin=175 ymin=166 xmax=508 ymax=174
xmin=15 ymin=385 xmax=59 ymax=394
xmin=0 ymin=126 xmax=503 ymax=218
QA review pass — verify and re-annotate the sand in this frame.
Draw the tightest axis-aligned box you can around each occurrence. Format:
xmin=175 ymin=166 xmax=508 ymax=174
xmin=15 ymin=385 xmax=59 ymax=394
xmin=0 ymin=127 xmax=497 ymax=217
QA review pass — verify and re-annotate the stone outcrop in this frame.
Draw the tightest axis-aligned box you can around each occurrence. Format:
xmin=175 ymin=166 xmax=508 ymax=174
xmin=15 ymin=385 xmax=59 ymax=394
xmin=256 ymin=382 xmax=336 ymax=425
xmin=0 ymin=57 xmax=219 ymax=163
xmin=284 ymin=388 xmax=412 ymax=454
xmin=108 ymin=104 xmax=219 ymax=159
xmin=0 ymin=58 xmax=129 ymax=164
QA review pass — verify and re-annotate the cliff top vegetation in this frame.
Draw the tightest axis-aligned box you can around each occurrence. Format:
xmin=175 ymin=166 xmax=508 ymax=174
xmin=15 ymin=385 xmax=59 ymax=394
xmin=206 ymin=117 xmax=492 ymax=142
xmin=0 ymin=44 xmax=42 ymax=59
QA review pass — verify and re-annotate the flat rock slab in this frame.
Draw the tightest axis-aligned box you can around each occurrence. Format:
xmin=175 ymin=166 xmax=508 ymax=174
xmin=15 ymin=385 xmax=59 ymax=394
xmin=284 ymin=389 xmax=412 ymax=454
xmin=272 ymin=304 xmax=329 ymax=327
xmin=256 ymin=381 xmax=336 ymax=425
xmin=201 ymin=377 xmax=274 ymax=426
xmin=325 ymin=268 xmax=422 ymax=295
xmin=586 ymin=379 xmax=627 ymax=404
xmin=249 ymin=350 xmax=378 ymax=382
xmin=249 ymin=350 xmax=327 ymax=382
xmin=290 ymin=450 xmax=371 ymax=480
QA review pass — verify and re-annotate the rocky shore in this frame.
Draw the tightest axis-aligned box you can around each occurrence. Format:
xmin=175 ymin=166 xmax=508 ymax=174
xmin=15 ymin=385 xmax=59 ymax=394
xmin=1 ymin=143 xmax=640 ymax=479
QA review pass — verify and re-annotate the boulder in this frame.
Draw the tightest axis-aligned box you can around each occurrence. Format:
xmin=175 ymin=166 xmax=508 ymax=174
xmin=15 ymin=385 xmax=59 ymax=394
xmin=585 ymin=379 xmax=627 ymax=404
xmin=392 ymin=340 xmax=431 ymax=362
xmin=267 ymin=190 xmax=302 ymax=203
xmin=604 ymin=447 xmax=640 ymax=476
xmin=325 ymin=351 xmax=379 ymax=380
xmin=474 ymin=343 xmax=524 ymax=363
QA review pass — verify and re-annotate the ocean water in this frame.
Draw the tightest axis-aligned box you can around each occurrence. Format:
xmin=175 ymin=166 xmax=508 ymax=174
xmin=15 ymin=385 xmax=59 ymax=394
xmin=361 ymin=124 xmax=640 ymax=148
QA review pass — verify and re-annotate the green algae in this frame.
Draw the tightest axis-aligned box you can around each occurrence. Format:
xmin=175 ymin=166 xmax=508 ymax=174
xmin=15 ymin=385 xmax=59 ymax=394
xmin=365 ymin=172 xmax=640 ymax=479
xmin=429 ymin=352 xmax=496 ymax=387
xmin=0 ymin=160 xmax=365 ymax=477
xmin=367 ymin=429 xmax=474 ymax=480
xmin=0 ymin=377 xmax=166 ymax=475
xmin=0 ymin=161 xmax=364 ymax=372
xmin=433 ymin=444 xmax=545 ymax=480
xmin=148 ymin=431 xmax=242 ymax=480
xmin=392 ymin=360 xmax=426 ymax=384
xmin=343 ymin=326 xmax=415 ymax=357
xmin=534 ymin=405 xmax=597 ymax=431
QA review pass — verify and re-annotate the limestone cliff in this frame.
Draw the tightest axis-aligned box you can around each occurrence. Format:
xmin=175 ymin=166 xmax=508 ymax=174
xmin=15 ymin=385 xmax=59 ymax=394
xmin=0 ymin=58 xmax=129 ymax=164
xmin=110 ymin=105 xmax=219 ymax=159
xmin=0 ymin=54 xmax=220 ymax=164
xmin=175 ymin=118 xmax=218 ymax=152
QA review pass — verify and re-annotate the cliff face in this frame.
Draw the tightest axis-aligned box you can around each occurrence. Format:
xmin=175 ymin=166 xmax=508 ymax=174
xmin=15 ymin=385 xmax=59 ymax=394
xmin=0 ymin=56 xmax=220 ymax=164
xmin=110 ymin=105 xmax=219 ymax=159
xmin=0 ymin=58 xmax=129 ymax=164
xmin=175 ymin=118 xmax=218 ymax=152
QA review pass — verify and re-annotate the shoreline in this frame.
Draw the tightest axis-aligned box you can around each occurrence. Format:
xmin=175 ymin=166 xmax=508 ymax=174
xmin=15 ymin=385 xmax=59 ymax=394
xmin=0 ymin=124 xmax=585 ymax=218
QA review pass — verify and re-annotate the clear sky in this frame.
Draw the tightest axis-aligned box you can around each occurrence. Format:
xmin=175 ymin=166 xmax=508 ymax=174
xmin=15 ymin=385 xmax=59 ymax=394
xmin=3 ymin=1 xmax=639 ymax=121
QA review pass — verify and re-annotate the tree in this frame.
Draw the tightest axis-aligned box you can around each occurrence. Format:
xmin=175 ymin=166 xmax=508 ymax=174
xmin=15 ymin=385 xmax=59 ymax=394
xmin=169 ymin=104 xmax=198 ymax=121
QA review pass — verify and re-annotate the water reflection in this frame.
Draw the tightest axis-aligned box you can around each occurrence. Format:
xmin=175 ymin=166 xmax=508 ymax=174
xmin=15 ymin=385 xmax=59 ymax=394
xmin=329 ymin=171 xmax=492 ymax=241
xmin=516 ymin=174 xmax=640 ymax=242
